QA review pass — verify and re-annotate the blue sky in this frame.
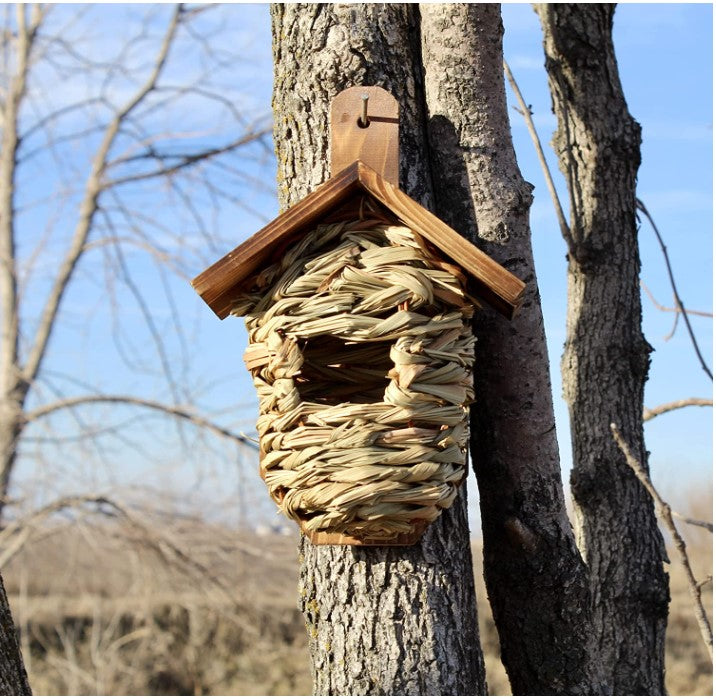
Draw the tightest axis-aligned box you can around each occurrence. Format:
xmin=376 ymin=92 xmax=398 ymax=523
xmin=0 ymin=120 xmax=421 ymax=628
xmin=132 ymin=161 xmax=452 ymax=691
xmin=12 ymin=3 xmax=712 ymax=528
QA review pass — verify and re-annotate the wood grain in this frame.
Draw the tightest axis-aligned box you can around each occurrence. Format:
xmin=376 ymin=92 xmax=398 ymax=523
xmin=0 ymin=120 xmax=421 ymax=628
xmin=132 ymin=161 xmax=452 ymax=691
xmin=331 ymin=86 xmax=399 ymax=184
xmin=304 ymin=522 xmax=428 ymax=547
xmin=192 ymin=162 xmax=363 ymax=318
xmin=354 ymin=163 xmax=525 ymax=318
xmin=191 ymin=161 xmax=525 ymax=319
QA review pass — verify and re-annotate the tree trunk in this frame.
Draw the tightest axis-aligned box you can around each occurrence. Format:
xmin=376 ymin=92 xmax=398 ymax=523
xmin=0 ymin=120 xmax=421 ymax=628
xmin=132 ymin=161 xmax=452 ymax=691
xmin=0 ymin=6 xmax=34 ymax=523
xmin=271 ymin=4 xmax=485 ymax=695
xmin=536 ymin=4 xmax=669 ymax=694
xmin=420 ymin=4 xmax=607 ymax=694
xmin=0 ymin=10 xmax=36 ymax=692
xmin=0 ymin=572 xmax=31 ymax=694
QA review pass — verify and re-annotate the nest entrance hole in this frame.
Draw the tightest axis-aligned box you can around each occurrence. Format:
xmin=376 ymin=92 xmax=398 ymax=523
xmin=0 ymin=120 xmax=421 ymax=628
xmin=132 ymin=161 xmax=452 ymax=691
xmin=296 ymin=335 xmax=394 ymax=406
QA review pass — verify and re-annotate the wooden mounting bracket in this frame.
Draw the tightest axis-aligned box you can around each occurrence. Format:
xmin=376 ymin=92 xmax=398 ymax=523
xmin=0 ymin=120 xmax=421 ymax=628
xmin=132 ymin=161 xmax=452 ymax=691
xmin=330 ymin=86 xmax=399 ymax=184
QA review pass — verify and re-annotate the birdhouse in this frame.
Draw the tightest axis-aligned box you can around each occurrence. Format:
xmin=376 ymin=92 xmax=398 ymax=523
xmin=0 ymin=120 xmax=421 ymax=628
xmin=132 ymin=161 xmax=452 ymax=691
xmin=192 ymin=87 xmax=525 ymax=546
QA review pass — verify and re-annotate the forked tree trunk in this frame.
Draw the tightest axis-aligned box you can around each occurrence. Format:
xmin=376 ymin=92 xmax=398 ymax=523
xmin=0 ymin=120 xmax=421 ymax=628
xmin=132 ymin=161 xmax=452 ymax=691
xmin=270 ymin=4 xmax=486 ymax=694
xmin=420 ymin=4 xmax=607 ymax=694
xmin=536 ymin=4 xmax=669 ymax=694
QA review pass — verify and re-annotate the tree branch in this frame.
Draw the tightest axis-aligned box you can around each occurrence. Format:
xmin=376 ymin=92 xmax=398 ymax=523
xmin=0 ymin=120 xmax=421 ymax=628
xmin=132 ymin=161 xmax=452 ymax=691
xmin=505 ymin=64 xmax=713 ymax=381
xmin=640 ymin=281 xmax=712 ymax=319
xmin=106 ymin=128 xmax=271 ymax=187
xmin=636 ymin=199 xmax=712 ymax=381
xmin=20 ymin=96 xmax=108 ymax=143
xmin=671 ymin=511 xmax=713 ymax=534
xmin=611 ymin=422 xmax=713 ymax=659
xmin=24 ymin=394 xmax=258 ymax=450
xmin=100 ymin=210 xmax=183 ymax=405
xmin=0 ymin=493 xmax=240 ymax=603
xmin=643 ymin=398 xmax=712 ymax=422
xmin=503 ymin=59 xmax=573 ymax=249
xmin=21 ymin=5 xmax=183 ymax=387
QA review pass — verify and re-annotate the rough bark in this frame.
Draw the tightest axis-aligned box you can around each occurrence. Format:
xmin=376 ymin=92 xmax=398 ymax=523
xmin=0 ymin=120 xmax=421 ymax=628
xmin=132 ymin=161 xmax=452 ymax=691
xmin=271 ymin=4 xmax=486 ymax=695
xmin=0 ymin=572 xmax=31 ymax=695
xmin=536 ymin=4 xmax=669 ymax=694
xmin=419 ymin=4 xmax=608 ymax=694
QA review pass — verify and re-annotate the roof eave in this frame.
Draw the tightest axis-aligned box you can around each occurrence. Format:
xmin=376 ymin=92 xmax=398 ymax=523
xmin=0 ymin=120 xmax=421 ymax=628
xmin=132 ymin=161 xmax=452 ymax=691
xmin=191 ymin=160 xmax=525 ymax=320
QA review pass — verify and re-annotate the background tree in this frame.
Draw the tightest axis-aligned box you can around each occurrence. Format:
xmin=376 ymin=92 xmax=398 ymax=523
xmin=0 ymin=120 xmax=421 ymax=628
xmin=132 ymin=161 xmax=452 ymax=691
xmin=0 ymin=5 xmax=271 ymax=689
xmin=0 ymin=3 xmax=268 ymax=527
xmin=420 ymin=4 xmax=606 ymax=693
xmin=536 ymin=4 xmax=670 ymax=692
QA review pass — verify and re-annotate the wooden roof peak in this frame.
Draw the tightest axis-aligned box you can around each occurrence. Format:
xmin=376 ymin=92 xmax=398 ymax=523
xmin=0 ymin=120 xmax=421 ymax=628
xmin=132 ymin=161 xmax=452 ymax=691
xmin=192 ymin=160 xmax=525 ymax=320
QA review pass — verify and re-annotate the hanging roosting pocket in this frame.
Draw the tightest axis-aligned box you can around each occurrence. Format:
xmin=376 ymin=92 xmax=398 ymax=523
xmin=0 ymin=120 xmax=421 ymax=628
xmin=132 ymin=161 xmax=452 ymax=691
xmin=236 ymin=216 xmax=476 ymax=544
xmin=191 ymin=86 xmax=525 ymax=545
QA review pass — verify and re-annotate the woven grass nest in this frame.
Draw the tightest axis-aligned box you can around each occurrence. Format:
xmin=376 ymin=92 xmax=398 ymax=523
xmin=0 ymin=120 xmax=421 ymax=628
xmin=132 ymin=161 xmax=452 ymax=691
xmin=233 ymin=209 xmax=477 ymax=544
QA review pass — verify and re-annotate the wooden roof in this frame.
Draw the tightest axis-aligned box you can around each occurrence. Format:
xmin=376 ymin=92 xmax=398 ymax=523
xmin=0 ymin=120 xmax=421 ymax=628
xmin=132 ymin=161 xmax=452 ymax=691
xmin=192 ymin=161 xmax=525 ymax=319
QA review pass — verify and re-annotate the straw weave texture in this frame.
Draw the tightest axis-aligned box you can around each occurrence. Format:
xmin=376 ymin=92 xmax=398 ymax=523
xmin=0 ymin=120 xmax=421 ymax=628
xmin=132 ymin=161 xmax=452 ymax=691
xmin=232 ymin=215 xmax=476 ymax=541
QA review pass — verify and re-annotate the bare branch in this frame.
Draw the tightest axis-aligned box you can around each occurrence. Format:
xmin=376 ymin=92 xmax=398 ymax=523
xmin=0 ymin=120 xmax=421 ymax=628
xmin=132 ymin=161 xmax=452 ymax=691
xmin=100 ymin=209 xmax=182 ymax=405
xmin=643 ymin=398 xmax=713 ymax=422
xmin=21 ymin=6 xmax=183 ymax=387
xmin=144 ymin=83 xmax=272 ymax=138
xmin=84 ymin=228 xmax=188 ymax=279
xmin=18 ymin=121 xmax=109 ymax=164
xmin=24 ymin=394 xmax=258 ymax=450
xmin=503 ymin=59 xmax=573 ymax=249
xmin=20 ymin=96 xmax=107 ymax=143
xmin=0 ymin=493 xmax=241 ymax=603
xmin=636 ymin=199 xmax=713 ymax=381
xmin=112 ymin=6 xmax=183 ymax=122
xmin=106 ymin=128 xmax=271 ymax=188
xmin=611 ymin=422 xmax=713 ymax=658
xmin=697 ymin=576 xmax=713 ymax=591
xmin=1 ymin=3 xmax=270 ymax=526
xmin=671 ymin=511 xmax=713 ymax=534
xmin=504 ymin=53 xmax=714 ymax=388
xmin=640 ymin=281 xmax=713 ymax=319
xmin=640 ymin=279 xmax=712 ymax=342
xmin=22 ymin=414 xmax=150 ymax=444
xmin=663 ymin=300 xmax=680 ymax=341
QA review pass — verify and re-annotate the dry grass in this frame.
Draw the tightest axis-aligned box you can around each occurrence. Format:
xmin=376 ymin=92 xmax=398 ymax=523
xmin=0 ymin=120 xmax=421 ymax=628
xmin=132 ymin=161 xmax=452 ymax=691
xmin=4 ymin=517 xmax=313 ymax=696
xmin=1 ymin=498 xmax=711 ymax=696
xmin=662 ymin=487 xmax=713 ymax=696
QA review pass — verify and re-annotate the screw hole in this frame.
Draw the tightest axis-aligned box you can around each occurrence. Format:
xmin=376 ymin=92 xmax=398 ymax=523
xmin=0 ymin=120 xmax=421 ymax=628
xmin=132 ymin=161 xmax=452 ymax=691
xmin=357 ymin=117 xmax=370 ymax=129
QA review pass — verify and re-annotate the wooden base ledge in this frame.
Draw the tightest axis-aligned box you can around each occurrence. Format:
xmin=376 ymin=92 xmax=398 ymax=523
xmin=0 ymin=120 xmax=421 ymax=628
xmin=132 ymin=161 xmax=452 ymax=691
xmin=303 ymin=521 xmax=429 ymax=547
